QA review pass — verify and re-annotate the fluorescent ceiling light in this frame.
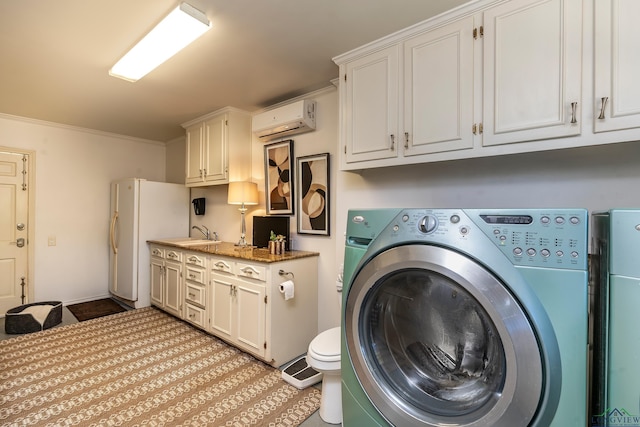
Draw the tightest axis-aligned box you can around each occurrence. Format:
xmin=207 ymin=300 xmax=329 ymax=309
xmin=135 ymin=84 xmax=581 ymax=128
xmin=109 ymin=2 xmax=211 ymax=82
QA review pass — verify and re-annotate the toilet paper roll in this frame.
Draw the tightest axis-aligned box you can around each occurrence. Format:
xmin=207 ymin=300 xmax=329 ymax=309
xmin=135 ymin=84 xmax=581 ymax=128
xmin=279 ymin=280 xmax=295 ymax=300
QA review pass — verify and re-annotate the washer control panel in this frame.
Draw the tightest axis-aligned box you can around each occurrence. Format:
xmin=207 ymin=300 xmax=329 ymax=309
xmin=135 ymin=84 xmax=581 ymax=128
xmin=396 ymin=209 xmax=587 ymax=270
xmin=474 ymin=212 xmax=586 ymax=267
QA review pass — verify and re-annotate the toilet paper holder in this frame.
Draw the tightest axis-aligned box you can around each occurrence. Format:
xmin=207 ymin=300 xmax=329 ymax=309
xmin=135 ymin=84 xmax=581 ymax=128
xmin=279 ymin=269 xmax=294 ymax=279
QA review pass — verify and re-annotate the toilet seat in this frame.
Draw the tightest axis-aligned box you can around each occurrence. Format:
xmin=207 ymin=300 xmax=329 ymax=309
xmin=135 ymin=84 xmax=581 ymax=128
xmin=308 ymin=327 xmax=341 ymax=362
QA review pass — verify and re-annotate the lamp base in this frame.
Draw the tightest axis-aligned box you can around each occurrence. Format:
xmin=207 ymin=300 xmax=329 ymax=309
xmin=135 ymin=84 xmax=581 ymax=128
xmin=235 ymin=236 xmax=250 ymax=247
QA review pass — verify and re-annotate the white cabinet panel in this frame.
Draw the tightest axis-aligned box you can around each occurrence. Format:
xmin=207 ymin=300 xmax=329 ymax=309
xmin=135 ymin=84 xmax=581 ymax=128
xmin=210 ymin=274 xmax=233 ymax=340
xmin=343 ymin=45 xmax=399 ymax=164
xmin=482 ymin=0 xmax=582 ymax=146
xmin=594 ymin=0 xmax=640 ymax=133
xmin=404 ymin=16 xmax=475 ymax=156
xmin=235 ymin=280 xmax=266 ymax=356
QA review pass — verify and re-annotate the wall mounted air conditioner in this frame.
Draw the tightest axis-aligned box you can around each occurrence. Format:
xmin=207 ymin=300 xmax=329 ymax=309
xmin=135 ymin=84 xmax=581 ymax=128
xmin=252 ymin=99 xmax=316 ymax=142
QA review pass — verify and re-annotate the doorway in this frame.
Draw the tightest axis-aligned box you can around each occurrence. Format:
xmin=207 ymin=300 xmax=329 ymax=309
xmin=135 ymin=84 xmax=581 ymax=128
xmin=0 ymin=148 xmax=34 ymax=315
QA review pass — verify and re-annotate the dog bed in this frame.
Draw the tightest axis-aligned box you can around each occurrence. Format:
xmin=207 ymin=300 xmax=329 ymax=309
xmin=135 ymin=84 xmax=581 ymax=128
xmin=5 ymin=301 xmax=63 ymax=334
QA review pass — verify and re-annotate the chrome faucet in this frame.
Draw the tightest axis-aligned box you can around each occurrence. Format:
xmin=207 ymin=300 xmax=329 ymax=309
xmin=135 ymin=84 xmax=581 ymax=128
xmin=192 ymin=225 xmax=210 ymax=240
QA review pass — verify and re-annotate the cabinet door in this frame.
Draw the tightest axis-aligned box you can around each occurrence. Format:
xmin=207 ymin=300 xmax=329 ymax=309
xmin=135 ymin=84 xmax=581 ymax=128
xmin=203 ymin=115 xmax=228 ymax=183
xmin=594 ymin=0 xmax=640 ymax=133
xmin=234 ymin=279 xmax=266 ymax=358
xmin=343 ymin=45 xmax=400 ymax=164
xmin=210 ymin=274 xmax=233 ymax=341
xmin=150 ymin=259 xmax=164 ymax=306
xmin=482 ymin=0 xmax=582 ymax=146
xmin=185 ymin=124 xmax=203 ymax=184
xmin=404 ymin=16 xmax=475 ymax=156
xmin=164 ymin=260 xmax=182 ymax=317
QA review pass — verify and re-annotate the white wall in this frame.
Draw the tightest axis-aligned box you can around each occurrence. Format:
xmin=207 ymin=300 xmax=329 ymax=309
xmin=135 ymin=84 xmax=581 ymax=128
xmin=165 ymin=136 xmax=186 ymax=185
xmin=0 ymin=114 xmax=166 ymax=305
xmin=334 ymin=139 xmax=640 ymax=290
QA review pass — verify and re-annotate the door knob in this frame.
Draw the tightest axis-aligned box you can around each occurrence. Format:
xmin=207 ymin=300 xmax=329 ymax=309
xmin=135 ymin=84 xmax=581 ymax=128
xmin=10 ymin=238 xmax=25 ymax=248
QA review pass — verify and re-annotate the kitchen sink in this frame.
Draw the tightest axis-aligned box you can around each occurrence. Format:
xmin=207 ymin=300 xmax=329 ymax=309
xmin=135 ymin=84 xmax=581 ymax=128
xmin=155 ymin=237 xmax=221 ymax=246
xmin=178 ymin=239 xmax=221 ymax=246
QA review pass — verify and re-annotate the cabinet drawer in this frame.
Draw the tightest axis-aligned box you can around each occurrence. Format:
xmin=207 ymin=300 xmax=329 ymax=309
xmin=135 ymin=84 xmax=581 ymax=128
xmin=211 ymin=258 xmax=234 ymax=274
xmin=185 ymin=282 xmax=206 ymax=306
xmin=185 ymin=253 xmax=206 ymax=267
xmin=236 ymin=262 xmax=266 ymax=282
xmin=185 ymin=303 xmax=206 ymax=328
xmin=185 ymin=266 xmax=206 ymax=285
xmin=150 ymin=246 xmax=165 ymax=258
xmin=165 ymin=250 xmax=182 ymax=262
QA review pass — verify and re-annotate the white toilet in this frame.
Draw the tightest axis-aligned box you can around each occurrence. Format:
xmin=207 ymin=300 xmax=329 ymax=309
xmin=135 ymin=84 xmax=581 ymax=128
xmin=306 ymin=326 xmax=342 ymax=424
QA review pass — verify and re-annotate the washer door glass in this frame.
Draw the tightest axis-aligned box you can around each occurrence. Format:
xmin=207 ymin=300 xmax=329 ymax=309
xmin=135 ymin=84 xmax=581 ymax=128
xmin=345 ymin=245 xmax=543 ymax=427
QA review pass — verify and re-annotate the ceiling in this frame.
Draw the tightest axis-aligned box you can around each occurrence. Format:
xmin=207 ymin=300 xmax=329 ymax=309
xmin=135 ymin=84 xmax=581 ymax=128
xmin=0 ymin=0 xmax=468 ymax=142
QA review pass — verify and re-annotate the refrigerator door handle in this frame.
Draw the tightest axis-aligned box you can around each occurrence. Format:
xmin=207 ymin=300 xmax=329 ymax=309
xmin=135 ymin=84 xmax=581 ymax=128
xmin=110 ymin=211 xmax=119 ymax=254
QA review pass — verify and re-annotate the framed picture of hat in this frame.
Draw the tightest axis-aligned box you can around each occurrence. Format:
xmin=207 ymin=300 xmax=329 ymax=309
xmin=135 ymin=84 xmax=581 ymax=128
xmin=264 ymin=139 xmax=294 ymax=215
xmin=296 ymin=153 xmax=329 ymax=235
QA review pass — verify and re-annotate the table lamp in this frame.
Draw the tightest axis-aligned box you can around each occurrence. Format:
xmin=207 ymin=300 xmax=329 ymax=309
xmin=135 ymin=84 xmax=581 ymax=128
xmin=228 ymin=181 xmax=259 ymax=246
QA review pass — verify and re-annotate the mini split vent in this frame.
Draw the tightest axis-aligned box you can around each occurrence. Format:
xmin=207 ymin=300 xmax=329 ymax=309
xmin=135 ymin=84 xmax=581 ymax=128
xmin=252 ymin=100 xmax=316 ymax=142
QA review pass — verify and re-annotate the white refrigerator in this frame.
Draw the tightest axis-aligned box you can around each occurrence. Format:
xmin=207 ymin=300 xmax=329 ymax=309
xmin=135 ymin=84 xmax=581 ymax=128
xmin=109 ymin=178 xmax=189 ymax=308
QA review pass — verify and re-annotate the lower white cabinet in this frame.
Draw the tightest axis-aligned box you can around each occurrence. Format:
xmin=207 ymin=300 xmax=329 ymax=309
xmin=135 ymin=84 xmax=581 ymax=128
xmin=149 ymin=244 xmax=318 ymax=367
xmin=150 ymin=245 xmax=183 ymax=318
xmin=210 ymin=269 xmax=266 ymax=358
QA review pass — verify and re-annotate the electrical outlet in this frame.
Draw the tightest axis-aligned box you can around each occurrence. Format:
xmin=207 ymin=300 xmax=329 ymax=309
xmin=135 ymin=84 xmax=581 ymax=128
xmin=48 ymin=236 xmax=56 ymax=246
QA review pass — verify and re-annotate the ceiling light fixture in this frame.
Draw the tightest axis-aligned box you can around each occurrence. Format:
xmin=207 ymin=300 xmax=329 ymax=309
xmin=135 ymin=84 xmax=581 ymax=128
xmin=109 ymin=2 xmax=211 ymax=82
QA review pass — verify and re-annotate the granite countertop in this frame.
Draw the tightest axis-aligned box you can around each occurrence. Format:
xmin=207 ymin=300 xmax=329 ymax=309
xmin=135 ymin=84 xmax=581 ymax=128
xmin=148 ymin=240 xmax=319 ymax=263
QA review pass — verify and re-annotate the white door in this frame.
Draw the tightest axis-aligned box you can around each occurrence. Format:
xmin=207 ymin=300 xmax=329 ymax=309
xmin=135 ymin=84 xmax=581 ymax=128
xmin=185 ymin=124 xmax=203 ymax=184
xmin=235 ymin=279 xmax=266 ymax=357
xmin=110 ymin=180 xmax=139 ymax=301
xmin=403 ymin=15 xmax=475 ymax=156
xmin=594 ymin=0 xmax=640 ymax=133
xmin=482 ymin=0 xmax=582 ymax=146
xmin=343 ymin=45 xmax=400 ymax=164
xmin=0 ymin=151 xmax=29 ymax=314
xmin=203 ymin=115 xmax=227 ymax=183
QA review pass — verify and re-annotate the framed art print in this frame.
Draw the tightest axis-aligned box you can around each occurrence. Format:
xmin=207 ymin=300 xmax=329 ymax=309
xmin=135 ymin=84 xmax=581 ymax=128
xmin=264 ymin=140 xmax=294 ymax=215
xmin=296 ymin=153 xmax=329 ymax=235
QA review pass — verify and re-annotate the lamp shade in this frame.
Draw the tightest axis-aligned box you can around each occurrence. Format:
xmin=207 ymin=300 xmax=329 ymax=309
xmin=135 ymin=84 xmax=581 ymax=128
xmin=228 ymin=181 xmax=258 ymax=205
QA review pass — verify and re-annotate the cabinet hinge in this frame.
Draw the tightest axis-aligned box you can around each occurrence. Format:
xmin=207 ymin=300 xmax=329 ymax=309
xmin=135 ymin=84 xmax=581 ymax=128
xmin=264 ymin=295 xmax=268 ymax=304
xmin=473 ymin=26 xmax=484 ymax=39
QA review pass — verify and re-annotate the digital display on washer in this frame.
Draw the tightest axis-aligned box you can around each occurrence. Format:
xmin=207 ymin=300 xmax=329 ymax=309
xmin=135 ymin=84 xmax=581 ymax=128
xmin=480 ymin=215 xmax=533 ymax=225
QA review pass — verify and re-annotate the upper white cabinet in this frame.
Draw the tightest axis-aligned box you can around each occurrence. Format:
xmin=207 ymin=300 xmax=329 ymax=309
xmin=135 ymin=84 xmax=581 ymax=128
xmin=183 ymin=107 xmax=251 ymax=187
xmin=342 ymin=45 xmax=400 ymax=163
xmin=483 ymin=0 xmax=582 ymax=146
xmin=404 ymin=15 xmax=476 ymax=157
xmin=335 ymin=0 xmax=599 ymax=171
xmin=594 ymin=0 xmax=640 ymax=133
